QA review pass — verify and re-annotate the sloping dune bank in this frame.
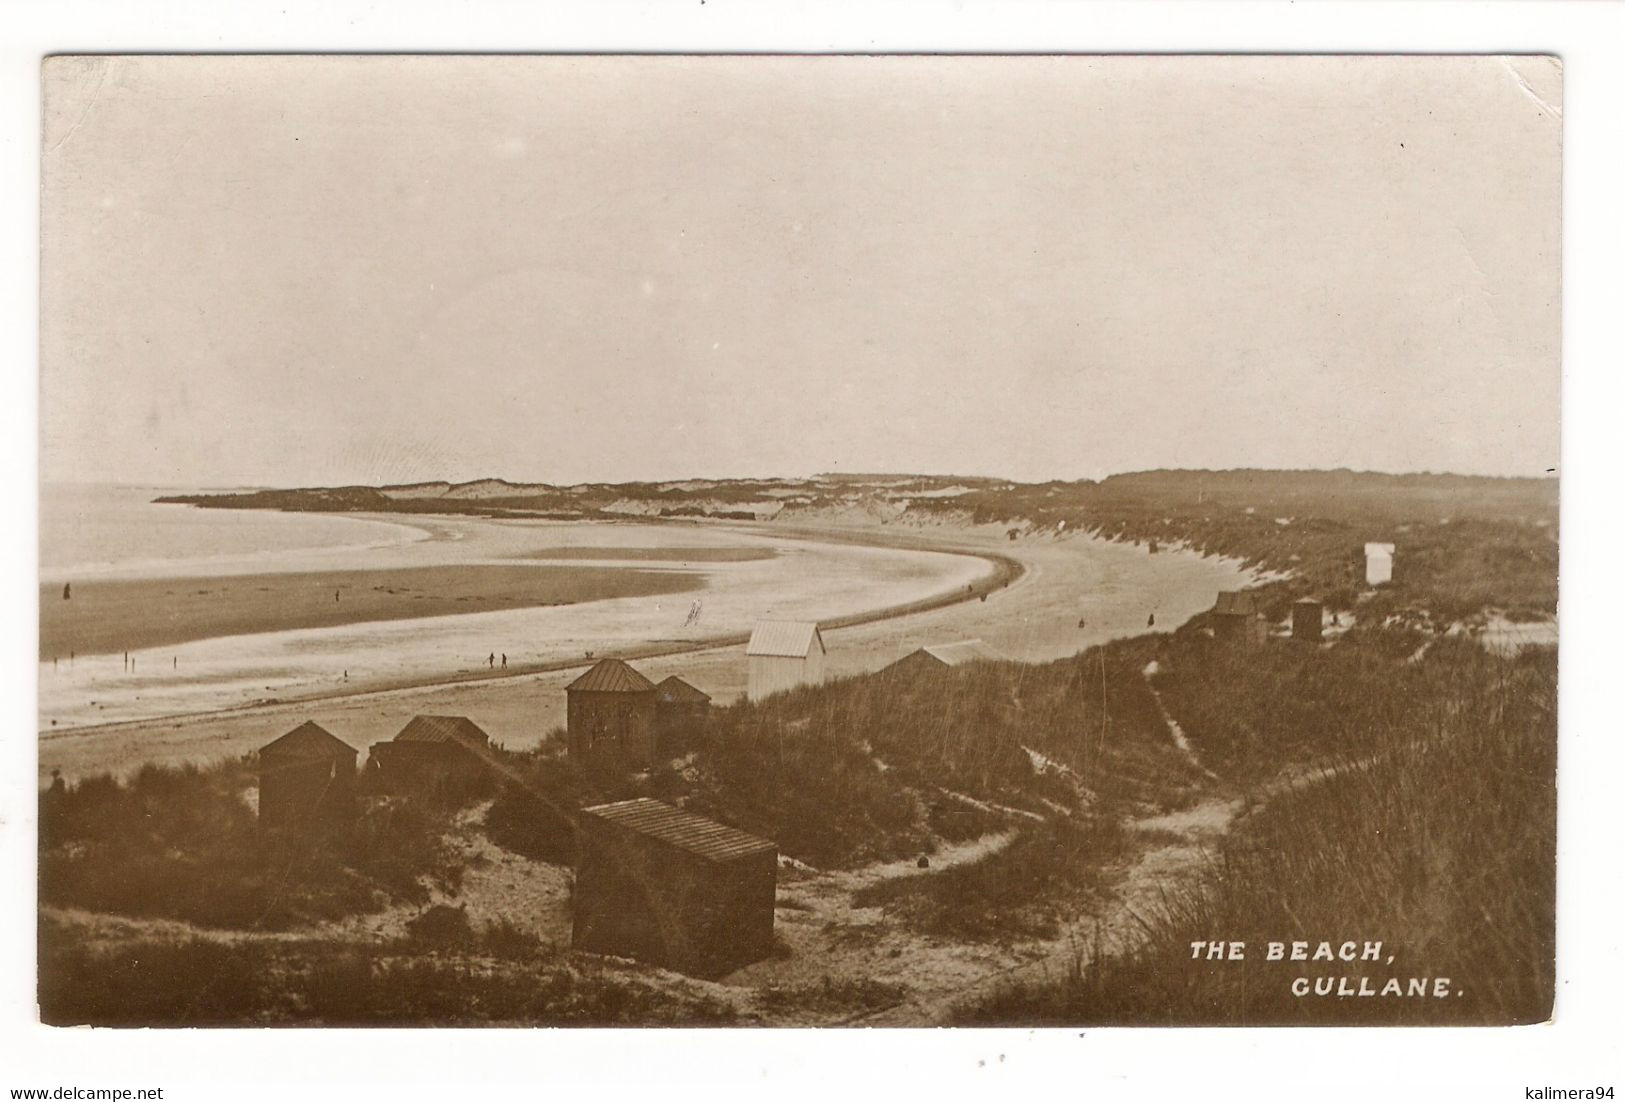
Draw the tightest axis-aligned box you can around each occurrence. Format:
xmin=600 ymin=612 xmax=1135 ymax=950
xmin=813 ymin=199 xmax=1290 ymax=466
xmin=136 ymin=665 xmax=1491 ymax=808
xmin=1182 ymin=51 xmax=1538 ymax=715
xmin=39 ymin=515 xmax=1257 ymax=781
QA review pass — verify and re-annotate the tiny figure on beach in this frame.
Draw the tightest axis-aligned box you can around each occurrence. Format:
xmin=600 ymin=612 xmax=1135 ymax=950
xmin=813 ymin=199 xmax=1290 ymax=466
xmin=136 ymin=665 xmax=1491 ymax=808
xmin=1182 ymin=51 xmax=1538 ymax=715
xmin=1078 ymin=617 xmax=1087 ymax=629
xmin=343 ymin=669 xmax=348 ymax=681
xmin=1148 ymin=612 xmax=1156 ymax=628
xmin=488 ymin=652 xmax=495 ymax=669
xmin=501 ymin=653 xmax=507 ymax=668
xmin=63 ymin=583 xmax=71 ymax=600
xmin=172 ymin=656 xmax=177 ymax=669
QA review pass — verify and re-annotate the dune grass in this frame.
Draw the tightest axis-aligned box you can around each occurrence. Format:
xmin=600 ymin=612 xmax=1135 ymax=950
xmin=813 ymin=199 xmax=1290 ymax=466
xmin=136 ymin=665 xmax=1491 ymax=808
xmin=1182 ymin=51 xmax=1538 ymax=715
xmin=37 ymin=915 xmax=738 ymax=1027
xmin=960 ymin=642 xmax=1556 ymax=1025
xmin=39 ymin=758 xmax=465 ymax=930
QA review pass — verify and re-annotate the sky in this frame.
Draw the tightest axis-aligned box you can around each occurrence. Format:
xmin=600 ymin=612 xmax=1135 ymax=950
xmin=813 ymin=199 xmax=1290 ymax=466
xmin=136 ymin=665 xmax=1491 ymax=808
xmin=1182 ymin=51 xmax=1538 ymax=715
xmin=40 ymin=55 xmax=1562 ymax=488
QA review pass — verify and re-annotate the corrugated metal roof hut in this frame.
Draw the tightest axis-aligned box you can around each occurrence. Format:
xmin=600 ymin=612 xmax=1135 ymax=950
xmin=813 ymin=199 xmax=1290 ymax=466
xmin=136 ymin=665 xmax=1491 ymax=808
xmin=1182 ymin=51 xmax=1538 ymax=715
xmin=1211 ymin=590 xmax=1268 ymax=646
xmin=1365 ymin=542 xmax=1396 ymax=586
xmin=566 ymin=659 xmax=659 ymax=772
xmin=746 ymin=620 xmax=825 ymax=701
xmin=654 ymin=675 xmax=711 ymax=749
xmin=257 ymin=721 xmax=357 ymax=831
xmin=1292 ymin=598 xmax=1325 ymax=643
xmin=573 ymin=797 xmax=776 ymax=977
xmin=884 ymin=639 xmax=1002 ymax=677
xmin=367 ymin=715 xmax=495 ymax=794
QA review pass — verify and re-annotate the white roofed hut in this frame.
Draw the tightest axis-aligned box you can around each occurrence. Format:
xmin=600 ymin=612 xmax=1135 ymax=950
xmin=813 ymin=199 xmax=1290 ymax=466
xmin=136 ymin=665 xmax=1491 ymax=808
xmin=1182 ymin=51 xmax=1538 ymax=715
xmin=746 ymin=620 xmax=826 ymax=701
xmin=1365 ymin=542 xmax=1396 ymax=586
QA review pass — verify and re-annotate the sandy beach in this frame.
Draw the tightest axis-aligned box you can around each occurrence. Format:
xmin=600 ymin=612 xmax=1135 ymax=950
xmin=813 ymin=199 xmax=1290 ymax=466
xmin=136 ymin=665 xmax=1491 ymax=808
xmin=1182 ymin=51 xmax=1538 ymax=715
xmin=39 ymin=516 xmax=1256 ymax=781
xmin=40 ymin=563 xmax=705 ymax=659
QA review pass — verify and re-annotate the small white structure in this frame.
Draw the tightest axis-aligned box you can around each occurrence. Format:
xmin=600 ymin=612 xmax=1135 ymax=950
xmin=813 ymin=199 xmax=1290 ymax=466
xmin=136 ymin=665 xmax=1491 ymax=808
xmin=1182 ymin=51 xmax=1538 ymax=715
xmin=746 ymin=620 xmax=826 ymax=701
xmin=1365 ymin=542 xmax=1395 ymax=586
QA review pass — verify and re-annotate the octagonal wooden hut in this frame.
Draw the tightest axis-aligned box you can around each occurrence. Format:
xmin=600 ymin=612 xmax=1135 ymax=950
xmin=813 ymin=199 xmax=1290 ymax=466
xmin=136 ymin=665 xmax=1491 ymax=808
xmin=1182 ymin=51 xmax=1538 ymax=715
xmin=566 ymin=659 xmax=658 ymax=772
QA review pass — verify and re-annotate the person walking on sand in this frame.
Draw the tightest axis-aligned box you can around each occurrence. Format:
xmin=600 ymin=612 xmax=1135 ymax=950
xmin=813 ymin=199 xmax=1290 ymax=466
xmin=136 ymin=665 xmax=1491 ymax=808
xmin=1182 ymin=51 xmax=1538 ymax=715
xmin=63 ymin=582 xmax=71 ymax=600
xmin=488 ymin=652 xmax=495 ymax=669
xmin=335 ymin=589 xmax=341 ymax=603
xmin=1147 ymin=612 xmax=1156 ymax=628
xmin=501 ymin=653 xmax=507 ymax=669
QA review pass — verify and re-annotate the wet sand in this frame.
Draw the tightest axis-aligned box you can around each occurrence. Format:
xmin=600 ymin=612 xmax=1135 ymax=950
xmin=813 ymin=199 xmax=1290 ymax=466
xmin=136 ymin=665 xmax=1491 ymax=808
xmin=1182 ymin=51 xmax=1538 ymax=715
xmin=39 ymin=519 xmax=1258 ymax=782
xmin=40 ymin=564 xmax=703 ymax=660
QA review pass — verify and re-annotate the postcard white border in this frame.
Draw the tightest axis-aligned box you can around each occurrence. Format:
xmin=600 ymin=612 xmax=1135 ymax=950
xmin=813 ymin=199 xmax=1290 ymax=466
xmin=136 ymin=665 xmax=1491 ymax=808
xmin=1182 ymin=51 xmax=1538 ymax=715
xmin=2 ymin=3 xmax=1622 ymax=1099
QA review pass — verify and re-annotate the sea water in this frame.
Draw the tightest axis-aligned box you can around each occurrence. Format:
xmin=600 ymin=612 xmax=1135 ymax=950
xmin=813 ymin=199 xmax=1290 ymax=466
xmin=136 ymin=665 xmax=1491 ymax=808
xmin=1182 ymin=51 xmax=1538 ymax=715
xmin=40 ymin=482 xmax=423 ymax=581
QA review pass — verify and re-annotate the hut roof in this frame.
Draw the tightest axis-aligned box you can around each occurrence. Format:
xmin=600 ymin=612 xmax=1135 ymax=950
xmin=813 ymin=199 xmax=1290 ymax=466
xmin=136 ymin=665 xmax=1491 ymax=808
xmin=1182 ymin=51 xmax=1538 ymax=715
xmin=1365 ymin=542 xmax=1396 ymax=555
xmin=655 ymin=676 xmax=712 ymax=705
xmin=566 ymin=658 xmax=656 ymax=694
xmin=747 ymin=620 xmax=824 ymax=659
xmin=259 ymin=721 xmax=356 ymax=761
xmin=1213 ymin=591 xmax=1261 ymax=617
xmin=395 ymin=714 xmax=491 ymax=748
xmin=1293 ymin=596 xmax=1324 ymax=607
xmin=916 ymin=640 xmax=1002 ymax=666
xmin=581 ymin=798 xmax=775 ymax=863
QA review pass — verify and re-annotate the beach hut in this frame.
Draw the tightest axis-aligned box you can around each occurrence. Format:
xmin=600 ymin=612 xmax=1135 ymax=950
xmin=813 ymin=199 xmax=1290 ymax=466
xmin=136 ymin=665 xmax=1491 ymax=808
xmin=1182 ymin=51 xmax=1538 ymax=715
xmin=1365 ymin=542 xmax=1396 ymax=586
xmin=746 ymin=620 xmax=825 ymax=701
xmin=257 ymin=721 xmax=357 ymax=832
xmin=1211 ymin=591 xmax=1268 ymax=646
xmin=368 ymin=715 xmax=494 ymax=794
xmin=1292 ymin=598 xmax=1325 ymax=643
xmin=573 ymin=797 xmax=777 ymax=978
xmin=654 ymin=676 xmax=711 ymax=748
xmin=884 ymin=640 xmax=1002 ymax=677
xmin=566 ymin=658 xmax=659 ymax=771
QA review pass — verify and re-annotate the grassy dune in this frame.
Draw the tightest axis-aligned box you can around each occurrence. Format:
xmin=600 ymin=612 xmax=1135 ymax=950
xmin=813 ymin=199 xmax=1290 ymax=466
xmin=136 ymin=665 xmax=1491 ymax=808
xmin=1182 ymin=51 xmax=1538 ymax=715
xmin=961 ymin=643 xmax=1556 ymax=1025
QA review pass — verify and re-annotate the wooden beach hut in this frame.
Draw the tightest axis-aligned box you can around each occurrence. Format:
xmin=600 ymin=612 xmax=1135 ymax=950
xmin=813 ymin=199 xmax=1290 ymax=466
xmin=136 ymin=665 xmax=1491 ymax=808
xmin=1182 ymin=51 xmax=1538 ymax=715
xmin=1292 ymin=598 xmax=1325 ymax=643
xmin=1365 ymin=542 xmax=1396 ymax=586
xmin=573 ymin=797 xmax=777 ymax=978
xmin=1211 ymin=591 xmax=1268 ymax=647
xmin=746 ymin=620 xmax=825 ymax=701
xmin=884 ymin=639 xmax=1002 ymax=677
xmin=654 ymin=676 xmax=712 ymax=748
xmin=566 ymin=658 xmax=659 ymax=772
xmin=368 ymin=714 xmax=494 ymax=795
xmin=257 ymin=721 xmax=357 ymax=831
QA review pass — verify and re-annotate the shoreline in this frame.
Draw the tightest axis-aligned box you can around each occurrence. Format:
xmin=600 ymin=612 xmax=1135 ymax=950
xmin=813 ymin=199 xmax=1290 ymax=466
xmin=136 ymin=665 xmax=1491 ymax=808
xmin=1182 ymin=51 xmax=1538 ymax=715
xmin=39 ymin=562 xmax=707 ymax=661
xmin=37 ymin=516 xmax=1262 ymax=786
xmin=40 ymin=528 xmax=1022 ymax=739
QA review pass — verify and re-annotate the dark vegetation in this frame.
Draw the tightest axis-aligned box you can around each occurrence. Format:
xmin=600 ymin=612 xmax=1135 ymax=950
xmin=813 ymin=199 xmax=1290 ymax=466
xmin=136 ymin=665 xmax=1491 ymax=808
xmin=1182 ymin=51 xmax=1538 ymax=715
xmin=479 ymin=639 xmax=1199 ymax=877
xmin=39 ymin=758 xmax=468 ymax=930
xmin=852 ymin=817 xmax=1129 ymax=941
xmin=908 ymin=469 xmax=1557 ymax=624
xmin=38 ymin=915 xmax=738 ymax=1026
xmin=963 ymin=642 xmax=1556 ymax=1025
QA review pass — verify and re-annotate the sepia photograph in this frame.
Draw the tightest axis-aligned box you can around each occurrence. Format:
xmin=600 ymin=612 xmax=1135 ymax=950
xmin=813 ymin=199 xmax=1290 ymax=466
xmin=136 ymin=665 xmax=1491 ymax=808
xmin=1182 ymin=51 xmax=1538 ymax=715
xmin=33 ymin=51 xmax=1565 ymax=1034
